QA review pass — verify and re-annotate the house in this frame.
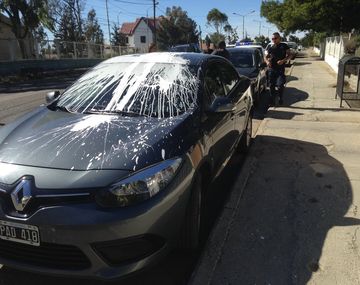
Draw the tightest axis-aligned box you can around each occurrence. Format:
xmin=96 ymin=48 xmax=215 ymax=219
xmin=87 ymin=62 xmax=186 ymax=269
xmin=120 ymin=17 xmax=158 ymax=52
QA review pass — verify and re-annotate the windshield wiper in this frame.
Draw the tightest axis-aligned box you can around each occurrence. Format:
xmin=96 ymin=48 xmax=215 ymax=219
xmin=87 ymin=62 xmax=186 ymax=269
xmin=54 ymin=105 xmax=75 ymax=113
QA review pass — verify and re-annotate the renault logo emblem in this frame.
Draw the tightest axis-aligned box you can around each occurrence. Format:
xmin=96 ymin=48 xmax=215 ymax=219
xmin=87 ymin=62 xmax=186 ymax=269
xmin=11 ymin=179 xmax=32 ymax=211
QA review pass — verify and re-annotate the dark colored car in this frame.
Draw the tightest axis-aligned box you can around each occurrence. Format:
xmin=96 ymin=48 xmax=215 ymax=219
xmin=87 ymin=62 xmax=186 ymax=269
xmin=228 ymin=48 xmax=267 ymax=105
xmin=0 ymin=52 xmax=253 ymax=279
xmin=169 ymin=43 xmax=201 ymax=53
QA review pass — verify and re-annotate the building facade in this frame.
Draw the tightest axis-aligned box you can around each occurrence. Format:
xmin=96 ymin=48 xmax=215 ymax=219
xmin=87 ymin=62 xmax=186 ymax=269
xmin=120 ymin=17 xmax=157 ymax=52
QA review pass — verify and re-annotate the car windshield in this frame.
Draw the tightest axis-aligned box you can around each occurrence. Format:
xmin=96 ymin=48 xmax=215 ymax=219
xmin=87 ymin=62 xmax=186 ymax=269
xmin=229 ymin=52 xmax=255 ymax=68
xmin=55 ymin=61 xmax=199 ymax=118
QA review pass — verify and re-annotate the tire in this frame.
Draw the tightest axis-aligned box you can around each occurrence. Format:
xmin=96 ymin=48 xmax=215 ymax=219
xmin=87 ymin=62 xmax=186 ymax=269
xmin=179 ymin=175 xmax=203 ymax=250
xmin=238 ymin=113 xmax=253 ymax=153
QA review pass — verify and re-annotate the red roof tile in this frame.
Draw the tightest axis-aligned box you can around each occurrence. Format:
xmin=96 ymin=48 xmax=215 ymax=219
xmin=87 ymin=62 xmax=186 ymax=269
xmin=120 ymin=17 xmax=160 ymax=35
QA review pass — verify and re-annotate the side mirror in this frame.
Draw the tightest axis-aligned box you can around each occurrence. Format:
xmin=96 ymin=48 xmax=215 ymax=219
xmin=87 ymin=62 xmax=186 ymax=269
xmin=46 ymin=91 xmax=61 ymax=104
xmin=208 ymin=97 xmax=236 ymax=113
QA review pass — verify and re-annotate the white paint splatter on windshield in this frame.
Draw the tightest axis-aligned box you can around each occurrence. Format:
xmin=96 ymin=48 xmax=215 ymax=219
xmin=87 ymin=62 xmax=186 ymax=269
xmin=57 ymin=53 xmax=199 ymax=118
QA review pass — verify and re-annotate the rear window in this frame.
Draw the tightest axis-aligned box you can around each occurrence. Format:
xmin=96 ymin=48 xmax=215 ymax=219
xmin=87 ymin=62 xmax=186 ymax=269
xmin=229 ymin=52 xmax=255 ymax=68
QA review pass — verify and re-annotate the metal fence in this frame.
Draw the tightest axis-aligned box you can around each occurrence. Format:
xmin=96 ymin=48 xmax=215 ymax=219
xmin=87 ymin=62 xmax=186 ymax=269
xmin=0 ymin=39 xmax=147 ymax=61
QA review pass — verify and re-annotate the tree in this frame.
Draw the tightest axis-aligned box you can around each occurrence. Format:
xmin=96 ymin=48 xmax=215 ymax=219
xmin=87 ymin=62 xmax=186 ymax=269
xmin=111 ymin=24 xmax=126 ymax=46
xmin=254 ymin=35 xmax=270 ymax=47
xmin=223 ymin=25 xmax=239 ymax=44
xmin=55 ymin=0 xmax=84 ymax=42
xmin=0 ymin=0 xmax=55 ymax=58
xmin=55 ymin=2 xmax=78 ymax=42
xmin=261 ymin=0 xmax=360 ymax=35
xmin=209 ymin=32 xmax=225 ymax=46
xmin=157 ymin=6 xmax=199 ymax=50
xmin=289 ymin=35 xmax=300 ymax=44
xmin=84 ymin=9 xmax=104 ymax=44
xmin=207 ymin=8 xmax=228 ymax=35
xmin=205 ymin=34 xmax=211 ymax=46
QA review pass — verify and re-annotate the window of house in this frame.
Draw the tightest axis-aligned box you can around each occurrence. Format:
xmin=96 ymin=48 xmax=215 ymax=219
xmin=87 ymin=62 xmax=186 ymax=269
xmin=125 ymin=37 xmax=129 ymax=44
xmin=140 ymin=36 xmax=146 ymax=43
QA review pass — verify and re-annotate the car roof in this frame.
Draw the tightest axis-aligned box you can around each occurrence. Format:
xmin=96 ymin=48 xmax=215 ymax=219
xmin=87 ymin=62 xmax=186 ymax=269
xmin=236 ymin=45 xmax=263 ymax=49
xmin=102 ymin=52 xmax=218 ymax=66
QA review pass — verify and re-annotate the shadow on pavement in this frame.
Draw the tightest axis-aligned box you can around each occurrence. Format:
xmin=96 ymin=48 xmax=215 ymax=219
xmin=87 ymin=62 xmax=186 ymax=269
xmin=283 ymin=87 xmax=309 ymax=106
xmin=265 ymin=109 xmax=304 ymax=120
xmin=254 ymin=87 xmax=309 ymax=119
xmin=212 ymin=135 xmax=358 ymax=284
xmin=286 ymin=75 xmax=298 ymax=83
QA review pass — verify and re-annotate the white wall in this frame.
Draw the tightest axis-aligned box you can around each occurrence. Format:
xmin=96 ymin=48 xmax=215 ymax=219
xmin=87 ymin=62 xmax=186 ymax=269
xmin=133 ymin=20 xmax=153 ymax=52
xmin=323 ymin=36 xmax=346 ymax=73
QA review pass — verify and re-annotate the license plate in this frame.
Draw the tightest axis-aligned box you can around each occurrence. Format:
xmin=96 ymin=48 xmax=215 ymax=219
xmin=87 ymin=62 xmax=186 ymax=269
xmin=0 ymin=220 xmax=40 ymax=246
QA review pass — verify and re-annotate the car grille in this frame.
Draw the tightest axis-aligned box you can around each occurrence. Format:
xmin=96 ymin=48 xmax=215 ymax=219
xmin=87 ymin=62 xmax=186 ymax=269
xmin=0 ymin=239 xmax=91 ymax=270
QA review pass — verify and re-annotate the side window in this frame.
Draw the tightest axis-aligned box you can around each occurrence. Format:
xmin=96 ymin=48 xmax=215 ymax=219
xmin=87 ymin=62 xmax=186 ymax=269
xmin=218 ymin=62 xmax=239 ymax=95
xmin=204 ymin=63 xmax=226 ymax=102
xmin=237 ymin=76 xmax=251 ymax=94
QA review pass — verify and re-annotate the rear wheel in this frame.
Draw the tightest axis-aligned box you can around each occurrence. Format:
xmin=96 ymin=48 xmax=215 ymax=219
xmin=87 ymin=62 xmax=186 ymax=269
xmin=179 ymin=175 xmax=203 ymax=250
xmin=238 ymin=113 xmax=253 ymax=153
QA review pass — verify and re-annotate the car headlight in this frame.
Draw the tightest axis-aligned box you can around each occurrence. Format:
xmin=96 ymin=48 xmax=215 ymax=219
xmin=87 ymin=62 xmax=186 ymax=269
xmin=95 ymin=158 xmax=182 ymax=207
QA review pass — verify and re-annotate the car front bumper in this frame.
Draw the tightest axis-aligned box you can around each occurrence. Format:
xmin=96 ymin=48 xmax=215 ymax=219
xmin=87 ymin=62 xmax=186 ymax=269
xmin=0 ymin=158 xmax=195 ymax=280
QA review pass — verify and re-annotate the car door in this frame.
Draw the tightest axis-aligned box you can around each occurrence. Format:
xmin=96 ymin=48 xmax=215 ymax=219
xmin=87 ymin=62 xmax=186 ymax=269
xmin=218 ymin=61 xmax=251 ymax=138
xmin=255 ymin=49 xmax=267 ymax=89
xmin=202 ymin=60 xmax=239 ymax=173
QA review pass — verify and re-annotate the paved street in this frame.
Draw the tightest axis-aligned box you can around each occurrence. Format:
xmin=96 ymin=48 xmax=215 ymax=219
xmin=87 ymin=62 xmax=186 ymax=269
xmin=192 ymin=51 xmax=360 ymax=285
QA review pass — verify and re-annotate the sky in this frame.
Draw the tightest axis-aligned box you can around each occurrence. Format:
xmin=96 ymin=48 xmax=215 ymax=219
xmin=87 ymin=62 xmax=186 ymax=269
xmin=69 ymin=0 xmax=281 ymax=43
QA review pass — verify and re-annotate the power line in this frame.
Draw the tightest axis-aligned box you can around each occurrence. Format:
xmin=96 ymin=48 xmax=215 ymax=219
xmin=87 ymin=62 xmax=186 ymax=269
xmin=113 ymin=0 xmax=154 ymax=5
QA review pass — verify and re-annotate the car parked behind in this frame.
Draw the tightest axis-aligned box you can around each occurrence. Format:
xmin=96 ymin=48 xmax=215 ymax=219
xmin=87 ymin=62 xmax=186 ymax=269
xmin=228 ymin=47 xmax=267 ymax=105
xmin=168 ymin=43 xmax=201 ymax=53
xmin=285 ymin=41 xmax=298 ymax=59
xmin=236 ymin=44 xmax=266 ymax=60
xmin=0 ymin=52 xmax=253 ymax=280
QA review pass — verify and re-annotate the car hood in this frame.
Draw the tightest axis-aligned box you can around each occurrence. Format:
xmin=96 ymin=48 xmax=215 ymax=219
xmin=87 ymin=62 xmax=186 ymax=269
xmin=235 ymin=67 xmax=258 ymax=79
xmin=0 ymin=108 xmax=196 ymax=171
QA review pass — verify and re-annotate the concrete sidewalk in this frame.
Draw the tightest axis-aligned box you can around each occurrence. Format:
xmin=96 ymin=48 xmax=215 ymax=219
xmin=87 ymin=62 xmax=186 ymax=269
xmin=191 ymin=52 xmax=360 ymax=285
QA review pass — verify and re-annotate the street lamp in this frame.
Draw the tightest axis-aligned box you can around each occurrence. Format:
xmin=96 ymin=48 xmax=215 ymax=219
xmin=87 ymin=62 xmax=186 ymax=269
xmin=263 ymin=25 xmax=273 ymax=39
xmin=117 ymin=11 xmax=122 ymax=27
xmin=253 ymin=20 xmax=262 ymax=37
xmin=233 ymin=10 xmax=255 ymax=40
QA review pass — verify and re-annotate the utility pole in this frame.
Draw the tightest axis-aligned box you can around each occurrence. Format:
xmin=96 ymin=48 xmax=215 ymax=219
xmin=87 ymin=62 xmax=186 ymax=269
xmin=233 ymin=10 xmax=255 ymax=40
xmin=105 ymin=0 xmax=111 ymax=44
xmin=199 ymin=25 xmax=202 ymax=50
xmin=153 ymin=0 xmax=157 ymax=48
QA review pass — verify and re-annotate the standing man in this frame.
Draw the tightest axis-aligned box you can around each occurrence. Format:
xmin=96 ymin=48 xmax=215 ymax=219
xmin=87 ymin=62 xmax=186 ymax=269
xmin=212 ymin=41 xmax=230 ymax=60
xmin=265 ymin=32 xmax=291 ymax=105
